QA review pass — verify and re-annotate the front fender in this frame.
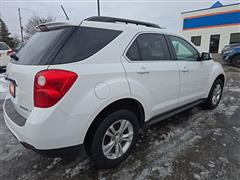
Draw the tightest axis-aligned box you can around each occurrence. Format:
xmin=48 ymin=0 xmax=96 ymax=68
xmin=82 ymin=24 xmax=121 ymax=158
xmin=206 ymin=61 xmax=225 ymax=97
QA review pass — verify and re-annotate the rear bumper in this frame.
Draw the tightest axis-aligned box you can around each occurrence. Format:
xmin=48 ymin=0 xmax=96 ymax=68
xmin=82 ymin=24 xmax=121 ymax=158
xmin=3 ymin=98 xmax=88 ymax=150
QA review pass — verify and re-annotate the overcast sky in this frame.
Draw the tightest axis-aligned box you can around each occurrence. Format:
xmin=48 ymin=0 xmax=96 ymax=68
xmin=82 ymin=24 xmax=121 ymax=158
xmin=1 ymin=0 xmax=239 ymax=37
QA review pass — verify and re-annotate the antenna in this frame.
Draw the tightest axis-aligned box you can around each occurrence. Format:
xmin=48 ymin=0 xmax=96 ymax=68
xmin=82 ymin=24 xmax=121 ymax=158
xmin=61 ymin=5 xmax=69 ymax=20
xmin=97 ymin=0 xmax=100 ymax=16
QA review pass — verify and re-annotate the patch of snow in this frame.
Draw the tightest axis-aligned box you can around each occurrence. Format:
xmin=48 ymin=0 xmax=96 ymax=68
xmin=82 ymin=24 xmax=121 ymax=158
xmin=193 ymin=173 xmax=201 ymax=180
xmin=233 ymin=127 xmax=240 ymax=134
xmin=0 ymin=130 xmax=4 ymax=135
xmin=190 ymin=161 xmax=202 ymax=169
xmin=219 ymin=157 xmax=229 ymax=164
xmin=216 ymin=103 xmax=239 ymax=116
xmin=64 ymin=158 xmax=90 ymax=178
xmin=207 ymin=161 xmax=215 ymax=168
xmin=213 ymin=128 xmax=222 ymax=136
xmin=200 ymin=169 xmax=210 ymax=178
xmin=189 ymin=135 xmax=202 ymax=145
xmin=229 ymin=87 xmax=240 ymax=93
xmin=46 ymin=158 xmax=62 ymax=170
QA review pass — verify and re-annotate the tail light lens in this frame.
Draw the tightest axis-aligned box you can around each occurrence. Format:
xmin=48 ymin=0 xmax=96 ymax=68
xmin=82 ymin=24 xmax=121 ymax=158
xmin=34 ymin=69 xmax=78 ymax=108
xmin=7 ymin=50 xmax=14 ymax=56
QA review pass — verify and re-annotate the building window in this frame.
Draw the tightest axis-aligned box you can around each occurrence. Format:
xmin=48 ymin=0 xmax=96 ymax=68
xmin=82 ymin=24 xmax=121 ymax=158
xmin=230 ymin=33 xmax=240 ymax=44
xmin=191 ymin=36 xmax=201 ymax=46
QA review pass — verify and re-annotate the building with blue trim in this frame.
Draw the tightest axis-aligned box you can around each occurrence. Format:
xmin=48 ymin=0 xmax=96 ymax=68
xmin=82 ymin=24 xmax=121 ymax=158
xmin=181 ymin=2 xmax=240 ymax=53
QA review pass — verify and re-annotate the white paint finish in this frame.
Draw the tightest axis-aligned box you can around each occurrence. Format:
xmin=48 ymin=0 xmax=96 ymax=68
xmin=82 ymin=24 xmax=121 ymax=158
xmin=94 ymin=82 xmax=110 ymax=99
xmin=181 ymin=4 xmax=240 ymax=53
xmin=3 ymin=19 xmax=225 ymax=150
xmin=122 ymin=59 xmax=180 ymax=118
xmin=5 ymin=63 xmax=48 ymax=118
xmin=177 ymin=60 xmax=213 ymax=105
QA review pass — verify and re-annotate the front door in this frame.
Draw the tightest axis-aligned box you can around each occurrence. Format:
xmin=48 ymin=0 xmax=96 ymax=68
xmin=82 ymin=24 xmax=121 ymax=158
xmin=168 ymin=35 xmax=210 ymax=106
xmin=122 ymin=33 xmax=180 ymax=117
xmin=209 ymin=34 xmax=220 ymax=53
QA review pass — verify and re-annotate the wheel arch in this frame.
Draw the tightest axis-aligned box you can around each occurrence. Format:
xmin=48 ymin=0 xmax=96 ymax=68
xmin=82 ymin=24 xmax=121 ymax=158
xmin=83 ymin=98 xmax=145 ymax=152
xmin=216 ymin=74 xmax=225 ymax=86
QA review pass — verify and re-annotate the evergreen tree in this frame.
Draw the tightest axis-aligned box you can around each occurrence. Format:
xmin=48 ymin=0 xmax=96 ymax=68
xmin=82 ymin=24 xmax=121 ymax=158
xmin=0 ymin=18 xmax=15 ymax=48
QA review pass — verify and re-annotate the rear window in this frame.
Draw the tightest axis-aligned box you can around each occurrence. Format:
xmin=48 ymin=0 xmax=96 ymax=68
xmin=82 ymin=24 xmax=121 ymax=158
xmin=12 ymin=27 xmax=121 ymax=65
xmin=13 ymin=27 xmax=72 ymax=65
xmin=0 ymin=43 xmax=10 ymax=50
xmin=52 ymin=27 xmax=122 ymax=64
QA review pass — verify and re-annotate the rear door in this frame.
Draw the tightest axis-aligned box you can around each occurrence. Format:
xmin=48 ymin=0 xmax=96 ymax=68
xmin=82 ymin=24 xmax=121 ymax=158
xmin=122 ymin=33 xmax=180 ymax=117
xmin=168 ymin=35 xmax=210 ymax=105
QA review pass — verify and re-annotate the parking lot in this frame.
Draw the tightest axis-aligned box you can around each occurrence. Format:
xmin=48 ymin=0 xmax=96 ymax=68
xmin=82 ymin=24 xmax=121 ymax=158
xmin=0 ymin=59 xmax=240 ymax=180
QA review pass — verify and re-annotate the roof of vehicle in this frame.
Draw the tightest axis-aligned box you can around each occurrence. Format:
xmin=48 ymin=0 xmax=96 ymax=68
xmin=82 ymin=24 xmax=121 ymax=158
xmin=37 ymin=16 xmax=171 ymax=34
xmin=85 ymin=16 xmax=161 ymax=29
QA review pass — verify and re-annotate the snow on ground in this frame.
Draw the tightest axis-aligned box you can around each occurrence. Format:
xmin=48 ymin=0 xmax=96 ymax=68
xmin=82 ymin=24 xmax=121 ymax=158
xmin=0 ymin=63 xmax=240 ymax=180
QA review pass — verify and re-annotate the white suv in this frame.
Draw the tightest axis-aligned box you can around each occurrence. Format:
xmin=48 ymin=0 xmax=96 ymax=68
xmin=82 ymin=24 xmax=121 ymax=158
xmin=4 ymin=17 xmax=225 ymax=168
xmin=0 ymin=42 xmax=14 ymax=68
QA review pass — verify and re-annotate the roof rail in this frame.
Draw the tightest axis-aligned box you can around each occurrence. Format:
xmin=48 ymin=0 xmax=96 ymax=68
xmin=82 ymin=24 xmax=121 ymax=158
xmin=85 ymin=16 xmax=161 ymax=29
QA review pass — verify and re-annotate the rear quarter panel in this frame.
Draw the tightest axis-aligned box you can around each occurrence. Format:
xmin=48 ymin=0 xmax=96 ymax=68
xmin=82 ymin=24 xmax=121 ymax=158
xmin=47 ymin=30 xmax=135 ymax=143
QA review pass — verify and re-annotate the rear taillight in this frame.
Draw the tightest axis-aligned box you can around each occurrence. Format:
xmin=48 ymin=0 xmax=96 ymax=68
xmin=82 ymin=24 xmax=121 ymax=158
xmin=34 ymin=69 xmax=78 ymax=108
xmin=7 ymin=50 xmax=14 ymax=56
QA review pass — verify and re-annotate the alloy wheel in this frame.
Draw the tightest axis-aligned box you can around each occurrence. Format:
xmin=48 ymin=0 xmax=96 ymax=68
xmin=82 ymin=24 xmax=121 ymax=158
xmin=102 ymin=119 xmax=133 ymax=159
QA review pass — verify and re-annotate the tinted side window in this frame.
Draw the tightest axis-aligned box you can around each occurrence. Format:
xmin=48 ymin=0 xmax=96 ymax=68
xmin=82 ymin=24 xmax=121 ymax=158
xmin=137 ymin=34 xmax=170 ymax=61
xmin=126 ymin=41 xmax=141 ymax=61
xmin=54 ymin=27 xmax=122 ymax=64
xmin=169 ymin=36 xmax=199 ymax=61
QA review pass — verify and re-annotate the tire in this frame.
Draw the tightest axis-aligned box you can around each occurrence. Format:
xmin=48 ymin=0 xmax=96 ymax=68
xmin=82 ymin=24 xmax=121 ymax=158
xmin=204 ymin=79 xmax=223 ymax=109
xmin=231 ymin=55 xmax=240 ymax=68
xmin=89 ymin=109 xmax=139 ymax=169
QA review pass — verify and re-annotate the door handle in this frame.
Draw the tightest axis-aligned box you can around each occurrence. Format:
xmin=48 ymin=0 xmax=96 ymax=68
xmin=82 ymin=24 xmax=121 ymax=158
xmin=137 ymin=67 xmax=150 ymax=74
xmin=181 ymin=67 xmax=189 ymax=73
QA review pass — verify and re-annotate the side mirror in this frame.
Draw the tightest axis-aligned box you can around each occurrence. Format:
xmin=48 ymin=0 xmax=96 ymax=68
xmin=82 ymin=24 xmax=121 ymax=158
xmin=201 ymin=52 xmax=212 ymax=61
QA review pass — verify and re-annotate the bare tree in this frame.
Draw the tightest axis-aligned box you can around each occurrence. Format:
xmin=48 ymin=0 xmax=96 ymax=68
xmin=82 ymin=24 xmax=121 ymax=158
xmin=24 ymin=15 xmax=55 ymax=39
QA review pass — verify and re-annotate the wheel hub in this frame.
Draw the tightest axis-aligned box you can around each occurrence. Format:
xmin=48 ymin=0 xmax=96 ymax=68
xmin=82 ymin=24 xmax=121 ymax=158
xmin=212 ymin=83 xmax=222 ymax=105
xmin=102 ymin=119 xmax=133 ymax=159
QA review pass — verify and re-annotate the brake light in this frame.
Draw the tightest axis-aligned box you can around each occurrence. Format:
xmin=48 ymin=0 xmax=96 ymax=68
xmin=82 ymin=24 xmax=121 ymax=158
xmin=7 ymin=50 xmax=14 ymax=56
xmin=34 ymin=69 xmax=78 ymax=108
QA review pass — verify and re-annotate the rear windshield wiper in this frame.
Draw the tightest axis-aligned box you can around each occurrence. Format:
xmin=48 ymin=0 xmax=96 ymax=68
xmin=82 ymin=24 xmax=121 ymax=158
xmin=10 ymin=54 xmax=19 ymax=61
